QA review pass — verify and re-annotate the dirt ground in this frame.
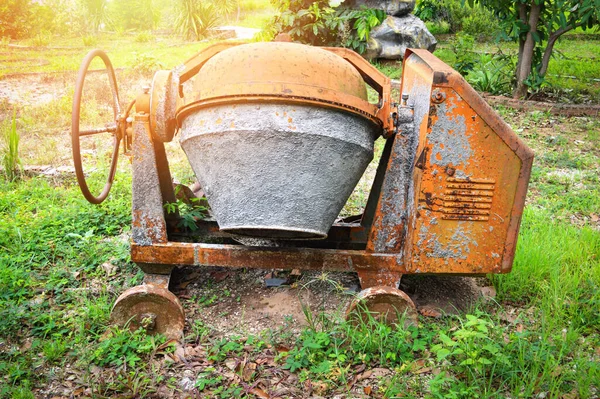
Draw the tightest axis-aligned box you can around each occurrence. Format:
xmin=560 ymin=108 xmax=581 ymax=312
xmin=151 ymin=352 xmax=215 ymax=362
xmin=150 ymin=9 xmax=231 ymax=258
xmin=171 ymin=266 xmax=488 ymax=338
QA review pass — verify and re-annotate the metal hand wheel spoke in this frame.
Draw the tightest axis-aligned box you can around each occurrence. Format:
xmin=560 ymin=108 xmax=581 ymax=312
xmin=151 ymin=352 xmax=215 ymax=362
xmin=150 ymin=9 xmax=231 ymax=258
xmin=78 ymin=123 xmax=118 ymax=137
xmin=71 ymin=49 xmax=122 ymax=204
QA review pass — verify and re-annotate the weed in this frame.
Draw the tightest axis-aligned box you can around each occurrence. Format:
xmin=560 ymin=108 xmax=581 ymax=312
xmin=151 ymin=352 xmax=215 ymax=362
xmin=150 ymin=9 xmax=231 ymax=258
xmin=134 ymin=31 xmax=153 ymax=43
xmin=466 ymin=53 xmax=512 ymax=95
xmin=81 ymin=34 xmax=98 ymax=47
xmin=42 ymin=340 xmax=68 ymax=363
xmin=1 ymin=109 xmax=21 ymax=181
xmin=164 ymin=189 xmax=208 ymax=231
xmin=30 ymin=31 xmax=52 ymax=47
xmin=130 ymin=52 xmax=164 ymax=75
xmin=88 ymin=327 xmax=165 ymax=368
xmin=188 ymin=319 xmax=210 ymax=343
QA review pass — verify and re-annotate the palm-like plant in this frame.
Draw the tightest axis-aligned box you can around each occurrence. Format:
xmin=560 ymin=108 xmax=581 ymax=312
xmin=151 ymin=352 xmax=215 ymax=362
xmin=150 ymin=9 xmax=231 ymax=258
xmin=80 ymin=0 xmax=110 ymax=33
xmin=174 ymin=0 xmax=220 ymax=41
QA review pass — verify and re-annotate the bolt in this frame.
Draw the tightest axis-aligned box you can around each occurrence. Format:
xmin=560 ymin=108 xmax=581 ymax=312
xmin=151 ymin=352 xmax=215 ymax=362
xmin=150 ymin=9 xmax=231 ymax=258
xmin=446 ymin=166 xmax=456 ymax=176
xmin=139 ymin=313 xmax=157 ymax=331
xmin=431 ymin=90 xmax=446 ymax=103
xmin=401 ymin=93 xmax=409 ymax=106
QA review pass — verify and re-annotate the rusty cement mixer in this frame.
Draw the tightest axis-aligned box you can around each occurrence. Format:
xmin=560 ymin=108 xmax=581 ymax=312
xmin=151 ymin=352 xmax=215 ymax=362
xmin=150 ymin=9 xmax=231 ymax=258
xmin=71 ymin=41 xmax=533 ymax=338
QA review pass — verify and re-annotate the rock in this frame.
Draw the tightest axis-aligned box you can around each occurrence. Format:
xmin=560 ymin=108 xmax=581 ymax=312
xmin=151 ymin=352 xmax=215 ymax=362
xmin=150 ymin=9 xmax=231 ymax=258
xmin=365 ymin=15 xmax=437 ymax=60
xmin=343 ymin=0 xmax=416 ymax=16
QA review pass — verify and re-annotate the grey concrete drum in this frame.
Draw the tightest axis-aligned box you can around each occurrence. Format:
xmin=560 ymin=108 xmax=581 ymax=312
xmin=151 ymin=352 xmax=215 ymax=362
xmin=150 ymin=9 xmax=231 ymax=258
xmin=180 ymin=103 xmax=380 ymax=239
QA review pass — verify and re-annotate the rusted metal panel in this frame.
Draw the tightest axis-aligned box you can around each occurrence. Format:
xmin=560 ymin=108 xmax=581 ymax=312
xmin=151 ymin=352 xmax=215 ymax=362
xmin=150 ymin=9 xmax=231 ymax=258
xmin=176 ymin=42 xmax=390 ymax=132
xmin=403 ymin=50 xmax=534 ymax=274
xmin=366 ymin=54 xmax=433 ymax=256
xmin=131 ymin=108 xmax=169 ymax=245
xmin=131 ymin=241 xmax=503 ymax=275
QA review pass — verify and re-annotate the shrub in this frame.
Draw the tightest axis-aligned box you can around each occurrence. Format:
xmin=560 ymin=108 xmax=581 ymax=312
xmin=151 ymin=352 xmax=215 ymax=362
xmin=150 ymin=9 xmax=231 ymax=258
xmin=466 ymin=53 xmax=513 ymax=95
xmin=426 ymin=20 xmax=451 ymax=35
xmin=174 ymin=0 xmax=221 ymax=41
xmin=131 ymin=52 xmax=164 ymax=74
xmin=134 ymin=30 xmax=154 ymax=43
xmin=260 ymin=1 xmax=385 ymax=54
xmin=81 ymin=34 xmax=98 ymax=47
xmin=415 ymin=0 xmax=500 ymax=39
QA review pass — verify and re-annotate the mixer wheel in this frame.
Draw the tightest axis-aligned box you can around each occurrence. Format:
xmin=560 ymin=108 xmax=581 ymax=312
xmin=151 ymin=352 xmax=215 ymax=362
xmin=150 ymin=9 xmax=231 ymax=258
xmin=111 ymin=284 xmax=185 ymax=340
xmin=71 ymin=49 xmax=123 ymax=204
xmin=346 ymin=286 xmax=418 ymax=328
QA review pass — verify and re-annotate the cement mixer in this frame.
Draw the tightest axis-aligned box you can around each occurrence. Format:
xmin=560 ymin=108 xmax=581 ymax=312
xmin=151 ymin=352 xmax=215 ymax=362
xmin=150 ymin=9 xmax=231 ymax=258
xmin=71 ymin=41 xmax=533 ymax=338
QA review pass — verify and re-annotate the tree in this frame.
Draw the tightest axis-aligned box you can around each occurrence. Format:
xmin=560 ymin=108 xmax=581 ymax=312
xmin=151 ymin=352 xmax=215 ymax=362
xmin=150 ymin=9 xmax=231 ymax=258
xmin=80 ymin=0 xmax=110 ymax=33
xmin=470 ymin=0 xmax=600 ymax=98
xmin=0 ymin=0 xmax=33 ymax=39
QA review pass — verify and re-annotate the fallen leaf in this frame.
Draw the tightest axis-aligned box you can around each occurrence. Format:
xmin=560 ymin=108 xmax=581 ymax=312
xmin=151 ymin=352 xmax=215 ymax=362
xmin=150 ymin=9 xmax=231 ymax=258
xmin=364 ymin=386 xmax=372 ymax=395
xmin=100 ymin=262 xmax=117 ymax=276
xmin=211 ymin=270 xmax=230 ymax=282
xmin=561 ymin=389 xmax=579 ymax=399
xmin=250 ymin=387 xmax=270 ymax=399
xmin=312 ymin=381 xmax=328 ymax=395
xmin=275 ymin=345 xmax=291 ymax=353
xmin=225 ymin=358 xmax=237 ymax=371
xmin=173 ymin=345 xmax=187 ymax=363
xmin=415 ymin=367 xmax=432 ymax=375
xmin=591 ymin=213 xmax=599 ymax=222
xmin=419 ymin=305 xmax=443 ymax=318
xmin=354 ymin=363 xmax=366 ymax=373
xmin=157 ymin=338 xmax=178 ymax=351
xmin=243 ymin=362 xmax=257 ymax=382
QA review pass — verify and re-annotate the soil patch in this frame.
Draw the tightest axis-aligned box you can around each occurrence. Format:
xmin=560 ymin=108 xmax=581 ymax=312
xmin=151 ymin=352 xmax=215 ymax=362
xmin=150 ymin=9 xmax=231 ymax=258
xmin=170 ymin=266 xmax=485 ymax=337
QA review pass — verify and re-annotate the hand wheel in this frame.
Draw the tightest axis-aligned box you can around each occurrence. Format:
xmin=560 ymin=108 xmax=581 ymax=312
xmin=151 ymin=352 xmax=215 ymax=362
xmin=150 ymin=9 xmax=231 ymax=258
xmin=71 ymin=49 xmax=122 ymax=204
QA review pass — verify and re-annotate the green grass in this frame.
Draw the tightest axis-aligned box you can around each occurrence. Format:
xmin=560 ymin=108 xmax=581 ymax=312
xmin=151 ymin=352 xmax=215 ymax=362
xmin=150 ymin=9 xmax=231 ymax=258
xmin=0 ymin=34 xmax=214 ymax=78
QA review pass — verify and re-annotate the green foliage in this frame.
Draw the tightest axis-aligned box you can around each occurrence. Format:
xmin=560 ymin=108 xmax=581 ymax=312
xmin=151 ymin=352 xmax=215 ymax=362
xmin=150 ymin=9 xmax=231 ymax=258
xmin=80 ymin=0 xmax=111 ymax=33
xmin=1 ymin=110 xmax=21 ymax=182
xmin=89 ymin=327 xmax=165 ymax=368
xmin=195 ymin=367 xmax=243 ymax=398
xmin=466 ymin=53 xmax=513 ymax=94
xmin=81 ymin=34 xmax=98 ymax=47
xmin=134 ymin=31 xmax=154 ymax=43
xmin=415 ymin=0 xmax=500 ymax=38
xmin=107 ymin=0 xmax=160 ymax=32
xmin=163 ymin=190 xmax=208 ymax=231
xmin=446 ymin=33 xmax=512 ymax=94
xmin=130 ymin=52 xmax=164 ymax=74
xmin=469 ymin=0 xmax=600 ymax=96
xmin=29 ymin=30 xmax=52 ymax=47
xmin=174 ymin=0 xmax=221 ymax=41
xmin=260 ymin=1 xmax=385 ymax=54
xmin=425 ymin=20 xmax=451 ymax=35
xmin=449 ymin=32 xmax=477 ymax=75
xmin=491 ymin=208 xmax=600 ymax=334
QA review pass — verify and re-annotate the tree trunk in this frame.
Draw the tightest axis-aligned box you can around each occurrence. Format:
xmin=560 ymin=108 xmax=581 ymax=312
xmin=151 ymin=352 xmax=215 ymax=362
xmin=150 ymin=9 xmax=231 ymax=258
xmin=514 ymin=3 xmax=527 ymax=80
xmin=539 ymin=24 xmax=580 ymax=77
xmin=513 ymin=2 xmax=542 ymax=99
